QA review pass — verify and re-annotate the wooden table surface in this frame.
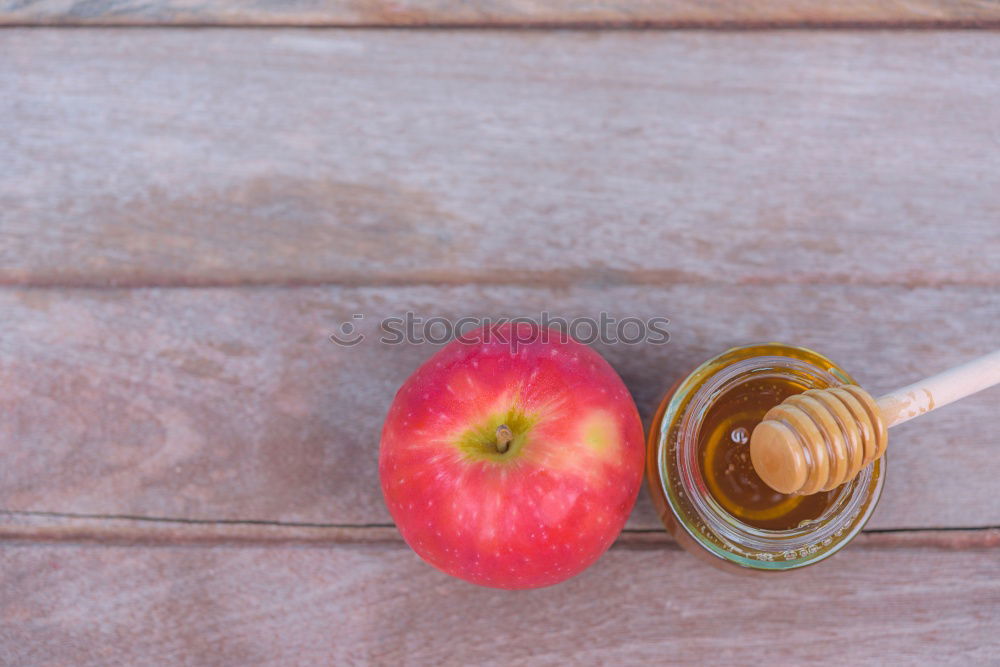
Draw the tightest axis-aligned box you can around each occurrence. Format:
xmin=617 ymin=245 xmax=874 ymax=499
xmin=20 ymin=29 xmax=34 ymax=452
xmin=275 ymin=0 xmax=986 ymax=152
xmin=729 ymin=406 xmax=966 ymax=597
xmin=2 ymin=2 xmax=1000 ymax=664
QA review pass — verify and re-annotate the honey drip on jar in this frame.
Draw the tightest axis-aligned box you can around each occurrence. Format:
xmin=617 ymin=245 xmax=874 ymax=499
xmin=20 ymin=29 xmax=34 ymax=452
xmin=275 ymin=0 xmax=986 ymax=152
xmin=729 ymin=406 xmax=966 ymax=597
xmin=698 ymin=375 xmax=839 ymax=530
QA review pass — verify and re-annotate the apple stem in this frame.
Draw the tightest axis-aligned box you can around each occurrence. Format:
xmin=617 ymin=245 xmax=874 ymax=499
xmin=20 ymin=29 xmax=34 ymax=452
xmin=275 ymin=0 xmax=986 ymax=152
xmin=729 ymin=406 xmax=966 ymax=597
xmin=495 ymin=424 xmax=514 ymax=454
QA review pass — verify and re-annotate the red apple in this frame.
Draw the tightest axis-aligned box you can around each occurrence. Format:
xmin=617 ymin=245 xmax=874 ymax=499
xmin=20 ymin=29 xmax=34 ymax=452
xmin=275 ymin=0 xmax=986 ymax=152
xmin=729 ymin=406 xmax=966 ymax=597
xmin=379 ymin=322 xmax=645 ymax=589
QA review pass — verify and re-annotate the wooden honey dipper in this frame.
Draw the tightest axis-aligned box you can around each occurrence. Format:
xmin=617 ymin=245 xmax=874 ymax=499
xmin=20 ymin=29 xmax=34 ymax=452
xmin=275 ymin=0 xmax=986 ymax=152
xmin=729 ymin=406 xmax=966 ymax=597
xmin=750 ymin=349 xmax=1000 ymax=495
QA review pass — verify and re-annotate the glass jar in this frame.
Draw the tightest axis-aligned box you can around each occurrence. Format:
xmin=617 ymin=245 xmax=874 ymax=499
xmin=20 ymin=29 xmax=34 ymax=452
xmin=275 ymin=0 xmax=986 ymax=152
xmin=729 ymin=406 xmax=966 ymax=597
xmin=646 ymin=343 xmax=884 ymax=573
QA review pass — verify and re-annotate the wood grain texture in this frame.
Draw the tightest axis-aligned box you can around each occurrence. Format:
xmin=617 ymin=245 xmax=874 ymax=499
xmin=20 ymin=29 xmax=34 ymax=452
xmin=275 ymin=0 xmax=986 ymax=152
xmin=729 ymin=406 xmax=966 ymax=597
xmin=3 ymin=0 xmax=1000 ymax=26
xmin=1 ymin=539 xmax=997 ymax=665
xmin=3 ymin=30 xmax=1000 ymax=288
xmin=2 ymin=285 xmax=997 ymax=529
xmin=2 ymin=27 xmax=998 ymax=664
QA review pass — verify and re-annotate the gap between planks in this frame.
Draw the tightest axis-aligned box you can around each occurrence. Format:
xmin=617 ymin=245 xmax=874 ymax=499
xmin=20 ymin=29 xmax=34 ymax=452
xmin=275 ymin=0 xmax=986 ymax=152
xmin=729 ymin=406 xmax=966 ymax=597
xmin=2 ymin=510 xmax=997 ymax=550
xmin=3 ymin=0 xmax=1000 ymax=30
xmin=4 ymin=275 xmax=999 ymax=290
xmin=2 ymin=21 xmax=1000 ymax=29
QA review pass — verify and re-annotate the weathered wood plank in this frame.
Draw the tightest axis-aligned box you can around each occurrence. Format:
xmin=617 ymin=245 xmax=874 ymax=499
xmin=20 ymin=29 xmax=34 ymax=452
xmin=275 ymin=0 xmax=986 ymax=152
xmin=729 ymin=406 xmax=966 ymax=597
xmin=0 ymin=539 xmax=996 ymax=665
xmin=2 ymin=285 xmax=997 ymax=529
xmin=3 ymin=30 xmax=999 ymax=288
xmin=3 ymin=0 xmax=1000 ymax=26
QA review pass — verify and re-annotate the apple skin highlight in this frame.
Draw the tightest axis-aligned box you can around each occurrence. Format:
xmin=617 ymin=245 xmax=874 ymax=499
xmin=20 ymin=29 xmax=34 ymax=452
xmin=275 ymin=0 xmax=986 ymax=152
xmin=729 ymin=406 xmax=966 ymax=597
xmin=379 ymin=323 xmax=645 ymax=589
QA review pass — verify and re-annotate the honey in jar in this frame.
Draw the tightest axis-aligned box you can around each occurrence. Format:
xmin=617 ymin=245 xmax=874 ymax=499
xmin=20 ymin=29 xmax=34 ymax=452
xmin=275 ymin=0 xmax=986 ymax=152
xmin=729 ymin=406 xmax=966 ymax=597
xmin=697 ymin=374 xmax=838 ymax=531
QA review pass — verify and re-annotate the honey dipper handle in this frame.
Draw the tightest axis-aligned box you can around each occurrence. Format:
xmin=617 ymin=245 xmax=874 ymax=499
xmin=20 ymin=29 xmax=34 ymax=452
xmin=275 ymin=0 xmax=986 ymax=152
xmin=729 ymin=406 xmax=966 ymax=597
xmin=876 ymin=349 xmax=1000 ymax=428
